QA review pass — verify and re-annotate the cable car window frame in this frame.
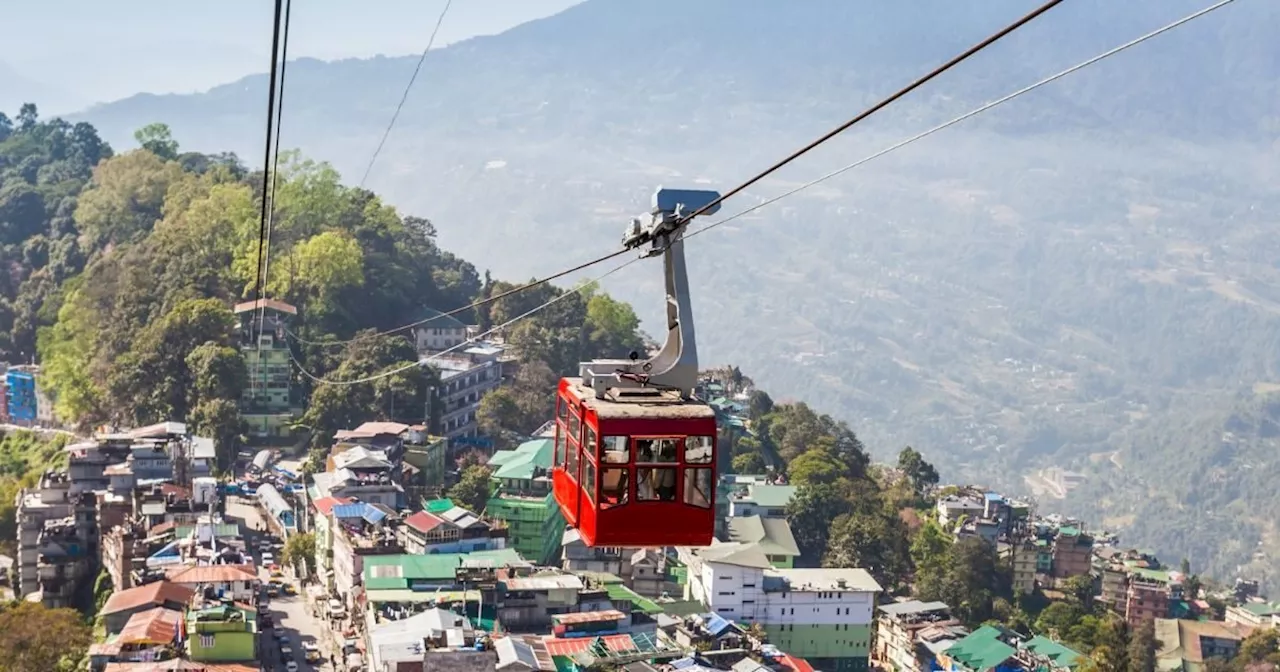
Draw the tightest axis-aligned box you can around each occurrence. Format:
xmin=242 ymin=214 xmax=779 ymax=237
xmin=584 ymin=424 xmax=598 ymax=459
xmin=566 ymin=426 xmax=580 ymax=484
xmin=567 ymin=406 xmax=581 ymax=442
xmin=684 ymin=435 xmax=714 ymax=465
xmin=634 ymin=436 xmax=680 ymax=464
xmin=683 ymin=467 xmax=712 ymax=508
xmin=601 ymin=436 xmax=629 ymax=464
xmin=582 ymin=454 xmax=597 ymax=504
xmin=600 ymin=467 xmax=629 ymax=508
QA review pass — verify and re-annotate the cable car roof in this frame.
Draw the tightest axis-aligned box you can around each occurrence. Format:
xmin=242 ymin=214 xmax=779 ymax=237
xmin=561 ymin=378 xmax=716 ymax=420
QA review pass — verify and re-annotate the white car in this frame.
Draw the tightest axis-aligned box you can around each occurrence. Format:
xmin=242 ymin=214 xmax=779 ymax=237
xmin=262 ymin=552 xmax=275 ymax=565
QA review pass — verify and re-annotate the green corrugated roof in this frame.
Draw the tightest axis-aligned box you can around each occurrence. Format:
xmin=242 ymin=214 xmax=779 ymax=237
xmin=604 ymin=583 xmax=664 ymax=615
xmin=1023 ymin=635 xmax=1084 ymax=667
xmin=946 ymin=625 xmax=1016 ymax=669
xmin=1239 ymin=602 xmax=1280 ymax=616
xmin=425 ymin=498 xmax=455 ymax=513
xmin=362 ymin=549 xmax=525 ymax=588
xmin=1058 ymin=526 xmax=1080 ymax=536
xmin=490 ymin=439 xmax=553 ymax=480
xmin=746 ymin=484 xmax=797 ymax=508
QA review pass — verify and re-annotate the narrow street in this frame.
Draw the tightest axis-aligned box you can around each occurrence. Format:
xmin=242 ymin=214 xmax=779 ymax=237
xmin=227 ymin=496 xmax=336 ymax=672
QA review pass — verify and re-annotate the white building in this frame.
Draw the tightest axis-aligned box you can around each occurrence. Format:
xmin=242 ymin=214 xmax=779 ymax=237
xmin=411 ymin=308 xmax=474 ymax=353
xmin=430 ymin=344 xmax=505 ymax=441
xmin=679 ymin=543 xmax=880 ymax=667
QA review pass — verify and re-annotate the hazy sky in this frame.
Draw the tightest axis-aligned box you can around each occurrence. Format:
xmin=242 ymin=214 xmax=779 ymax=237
xmin=3 ymin=0 xmax=580 ymax=107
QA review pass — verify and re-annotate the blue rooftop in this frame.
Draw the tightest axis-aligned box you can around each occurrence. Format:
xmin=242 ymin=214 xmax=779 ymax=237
xmin=332 ymin=502 xmax=387 ymax=524
xmin=984 ymin=492 xmax=1003 ymax=501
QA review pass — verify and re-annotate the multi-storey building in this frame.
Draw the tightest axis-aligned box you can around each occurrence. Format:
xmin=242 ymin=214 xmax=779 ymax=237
xmin=1125 ymin=570 xmax=1173 ymax=627
xmin=430 ymin=343 xmax=505 ymax=445
xmin=873 ymin=600 xmax=966 ymax=672
xmin=1050 ymin=526 xmax=1094 ymax=584
xmin=680 ymin=543 xmax=881 ymax=672
xmin=234 ymin=298 xmax=297 ymax=443
xmin=486 ymin=438 xmax=564 ymax=565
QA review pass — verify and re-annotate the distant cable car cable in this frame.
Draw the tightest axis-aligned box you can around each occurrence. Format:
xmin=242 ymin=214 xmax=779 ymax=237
xmin=359 ymin=0 xmax=455 ymax=188
xmin=674 ymin=0 xmax=1066 ymax=227
xmin=289 ymin=0 xmax=1238 ymax=375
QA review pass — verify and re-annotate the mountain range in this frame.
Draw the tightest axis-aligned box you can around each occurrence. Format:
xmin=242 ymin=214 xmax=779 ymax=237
xmin=41 ymin=0 xmax=1280 ymax=586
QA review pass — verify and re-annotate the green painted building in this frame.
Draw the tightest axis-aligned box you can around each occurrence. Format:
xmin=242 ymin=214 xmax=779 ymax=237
xmin=485 ymin=438 xmax=564 ymax=565
xmin=187 ymin=604 xmax=257 ymax=662
xmin=234 ymin=299 xmax=299 ymax=444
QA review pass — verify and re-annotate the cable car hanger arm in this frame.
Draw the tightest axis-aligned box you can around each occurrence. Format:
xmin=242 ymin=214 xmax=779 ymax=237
xmin=579 ymin=187 xmax=721 ymax=401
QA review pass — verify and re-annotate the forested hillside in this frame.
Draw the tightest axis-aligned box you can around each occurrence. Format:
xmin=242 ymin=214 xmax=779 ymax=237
xmin=0 ymin=106 xmax=647 ymax=477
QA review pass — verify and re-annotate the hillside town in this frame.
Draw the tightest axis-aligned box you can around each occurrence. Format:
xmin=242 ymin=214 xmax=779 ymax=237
xmin=5 ymin=325 xmax=1280 ymax=672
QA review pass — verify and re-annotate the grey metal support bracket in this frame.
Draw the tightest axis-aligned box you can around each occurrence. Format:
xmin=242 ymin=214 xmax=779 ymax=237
xmin=579 ymin=187 xmax=721 ymax=400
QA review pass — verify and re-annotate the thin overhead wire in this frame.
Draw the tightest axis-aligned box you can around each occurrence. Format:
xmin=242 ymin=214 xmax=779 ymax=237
xmin=676 ymin=0 xmax=1066 ymax=226
xmin=685 ymin=0 xmax=1240 ymax=244
xmin=286 ymin=246 xmax=631 ymax=347
xmin=292 ymin=255 xmax=643 ymax=385
xmin=359 ymin=0 xmax=454 ymax=188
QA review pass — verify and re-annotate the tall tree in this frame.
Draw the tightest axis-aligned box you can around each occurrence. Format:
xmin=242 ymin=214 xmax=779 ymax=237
xmin=134 ymin=122 xmax=179 ymax=160
xmin=897 ymin=446 xmax=940 ymax=498
xmin=0 ymin=601 xmax=91 ymax=672
xmin=786 ymin=483 xmax=851 ymax=565
xmin=1126 ymin=619 xmax=1157 ymax=672
xmin=448 ymin=464 xmax=492 ymax=513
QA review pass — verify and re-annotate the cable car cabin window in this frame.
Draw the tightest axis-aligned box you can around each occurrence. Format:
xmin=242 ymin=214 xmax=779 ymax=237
xmin=602 ymin=436 xmax=629 ymax=464
xmin=584 ymin=424 xmax=598 ymax=457
xmin=684 ymin=468 xmax=712 ymax=508
xmin=637 ymin=467 xmax=677 ymax=502
xmin=556 ymin=396 xmax=569 ymax=421
xmin=568 ymin=408 xmax=581 ymax=443
xmin=555 ymin=422 xmax=568 ymax=467
xmin=635 ymin=438 xmax=678 ymax=463
xmin=582 ymin=457 xmax=596 ymax=504
xmin=601 ymin=468 xmax=629 ymax=508
xmin=566 ymin=434 xmax=579 ymax=483
xmin=685 ymin=436 xmax=714 ymax=464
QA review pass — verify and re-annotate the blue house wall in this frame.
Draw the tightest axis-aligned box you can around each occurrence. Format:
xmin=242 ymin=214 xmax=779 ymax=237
xmin=6 ymin=370 xmax=37 ymax=423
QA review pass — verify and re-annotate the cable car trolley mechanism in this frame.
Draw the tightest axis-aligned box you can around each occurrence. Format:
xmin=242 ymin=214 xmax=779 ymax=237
xmin=551 ymin=187 xmax=722 ymax=548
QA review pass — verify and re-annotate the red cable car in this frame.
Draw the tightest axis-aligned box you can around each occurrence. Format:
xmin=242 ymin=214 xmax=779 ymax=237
xmin=551 ymin=188 xmax=723 ymax=548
